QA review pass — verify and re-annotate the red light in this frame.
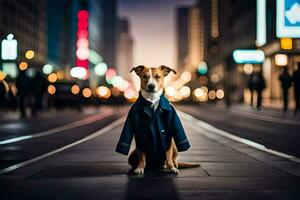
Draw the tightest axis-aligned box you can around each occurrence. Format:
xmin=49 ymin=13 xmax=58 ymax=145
xmin=77 ymin=38 xmax=89 ymax=48
xmin=76 ymin=59 xmax=89 ymax=68
xmin=77 ymin=10 xmax=89 ymax=20
xmin=106 ymin=68 xmax=117 ymax=78
xmin=77 ymin=30 xmax=88 ymax=38
xmin=77 ymin=20 xmax=88 ymax=30
xmin=76 ymin=48 xmax=90 ymax=60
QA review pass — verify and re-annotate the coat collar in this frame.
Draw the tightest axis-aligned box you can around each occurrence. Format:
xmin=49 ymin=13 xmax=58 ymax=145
xmin=134 ymin=92 xmax=171 ymax=112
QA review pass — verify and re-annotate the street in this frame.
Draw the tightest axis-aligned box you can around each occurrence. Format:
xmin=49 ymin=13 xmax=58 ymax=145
xmin=178 ymin=104 xmax=300 ymax=158
xmin=0 ymin=105 xmax=299 ymax=200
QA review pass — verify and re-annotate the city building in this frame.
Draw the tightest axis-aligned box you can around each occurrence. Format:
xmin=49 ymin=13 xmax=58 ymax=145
xmin=46 ymin=0 xmax=118 ymax=88
xmin=0 ymin=0 xmax=47 ymax=78
xmin=259 ymin=0 xmax=300 ymax=107
xmin=176 ymin=7 xmax=189 ymax=73
xmin=116 ymin=18 xmax=133 ymax=81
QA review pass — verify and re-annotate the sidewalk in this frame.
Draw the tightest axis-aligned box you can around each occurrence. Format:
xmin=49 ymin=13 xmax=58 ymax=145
xmin=203 ymin=102 xmax=300 ymax=122
xmin=0 ymin=114 xmax=299 ymax=199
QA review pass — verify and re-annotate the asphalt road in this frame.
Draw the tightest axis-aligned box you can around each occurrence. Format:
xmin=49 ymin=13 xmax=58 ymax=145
xmin=177 ymin=104 xmax=300 ymax=158
xmin=0 ymin=105 xmax=299 ymax=200
xmin=0 ymin=106 xmax=126 ymax=170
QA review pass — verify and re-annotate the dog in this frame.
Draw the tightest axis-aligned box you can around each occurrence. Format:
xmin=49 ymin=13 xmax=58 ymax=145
xmin=116 ymin=65 xmax=200 ymax=174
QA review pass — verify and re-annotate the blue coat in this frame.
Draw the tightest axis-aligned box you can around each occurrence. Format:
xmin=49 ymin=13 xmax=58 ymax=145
xmin=116 ymin=94 xmax=190 ymax=168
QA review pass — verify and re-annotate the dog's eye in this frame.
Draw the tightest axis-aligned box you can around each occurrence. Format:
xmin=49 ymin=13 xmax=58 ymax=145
xmin=155 ymin=75 xmax=161 ymax=79
xmin=142 ymin=75 xmax=149 ymax=79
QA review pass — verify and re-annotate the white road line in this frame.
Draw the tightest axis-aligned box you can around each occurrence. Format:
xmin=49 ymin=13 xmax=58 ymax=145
xmin=231 ymin=110 xmax=300 ymax=126
xmin=0 ymin=111 xmax=114 ymax=145
xmin=0 ymin=117 xmax=125 ymax=175
xmin=178 ymin=111 xmax=300 ymax=164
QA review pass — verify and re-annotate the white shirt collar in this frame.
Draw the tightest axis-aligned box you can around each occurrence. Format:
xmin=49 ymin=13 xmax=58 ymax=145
xmin=140 ymin=88 xmax=163 ymax=105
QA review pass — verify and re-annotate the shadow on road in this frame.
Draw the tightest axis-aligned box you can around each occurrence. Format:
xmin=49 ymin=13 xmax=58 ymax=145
xmin=125 ymin=171 xmax=180 ymax=200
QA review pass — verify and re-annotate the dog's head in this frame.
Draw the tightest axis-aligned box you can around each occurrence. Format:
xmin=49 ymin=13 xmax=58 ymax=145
xmin=130 ymin=65 xmax=177 ymax=93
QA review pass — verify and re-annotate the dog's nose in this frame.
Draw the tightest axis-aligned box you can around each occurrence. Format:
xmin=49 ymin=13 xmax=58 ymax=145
xmin=147 ymin=84 xmax=155 ymax=91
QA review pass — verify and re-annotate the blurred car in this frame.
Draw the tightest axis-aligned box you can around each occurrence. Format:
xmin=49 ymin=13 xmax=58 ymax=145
xmin=48 ymin=81 xmax=82 ymax=110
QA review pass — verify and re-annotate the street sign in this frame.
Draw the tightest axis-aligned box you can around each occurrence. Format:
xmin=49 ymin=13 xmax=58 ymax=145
xmin=233 ymin=49 xmax=265 ymax=64
xmin=277 ymin=0 xmax=300 ymax=38
xmin=1 ymin=34 xmax=17 ymax=60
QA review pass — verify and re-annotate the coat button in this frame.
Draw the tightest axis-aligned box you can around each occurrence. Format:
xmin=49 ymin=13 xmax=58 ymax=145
xmin=161 ymin=129 xmax=165 ymax=133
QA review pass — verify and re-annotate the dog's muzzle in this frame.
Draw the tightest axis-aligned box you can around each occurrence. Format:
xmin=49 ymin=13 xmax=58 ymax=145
xmin=146 ymin=84 xmax=156 ymax=92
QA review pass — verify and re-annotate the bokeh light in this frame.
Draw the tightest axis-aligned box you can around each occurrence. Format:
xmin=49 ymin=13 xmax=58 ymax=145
xmin=94 ymin=63 xmax=108 ymax=76
xmin=201 ymin=86 xmax=208 ymax=94
xmin=181 ymin=71 xmax=192 ymax=83
xmin=105 ymin=68 xmax=117 ymax=84
xmin=82 ymin=88 xmax=92 ymax=98
xmin=77 ymin=10 xmax=89 ymax=20
xmin=165 ymin=86 xmax=176 ymax=97
xmin=179 ymin=86 xmax=191 ymax=98
xmin=70 ymin=67 xmax=88 ymax=80
xmin=243 ymin=64 xmax=253 ymax=75
xmin=124 ymin=88 xmax=136 ymax=100
xmin=71 ymin=85 xmax=80 ymax=95
xmin=197 ymin=61 xmax=208 ymax=75
xmin=56 ymin=71 xmax=65 ymax=80
xmin=76 ymin=48 xmax=90 ymax=60
xmin=77 ymin=38 xmax=89 ymax=49
xmin=19 ymin=62 xmax=28 ymax=71
xmin=0 ymin=71 xmax=6 ymax=81
xmin=47 ymin=85 xmax=56 ymax=95
xmin=208 ymin=90 xmax=216 ymax=100
xmin=216 ymin=89 xmax=225 ymax=99
xmin=96 ymin=86 xmax=111 ymax=99
xmin=43 ymin=64 xmax=53 ymax=74
xmin=25 ymin=50 xmax=35 ymax=59
xmin=48 ymin=73 xmax=58 ymax=83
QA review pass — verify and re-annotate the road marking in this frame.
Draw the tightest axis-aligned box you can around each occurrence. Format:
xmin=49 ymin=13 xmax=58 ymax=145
xmin=178 ymin=111 xmax=300 ymax=164
xmin=0 ymin=111 xmax=114 ymax=145
xmin=230 ymin=110 xmax=300 ymax=126
xmin=0 ymin=117 xmax=125 ymax=175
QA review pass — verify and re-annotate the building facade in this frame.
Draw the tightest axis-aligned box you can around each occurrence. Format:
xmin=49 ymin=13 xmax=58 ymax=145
xmin=116 ymin=18 xmax=133 ymax=81
xmin=0 ymin=0 xmax=47 ymax=77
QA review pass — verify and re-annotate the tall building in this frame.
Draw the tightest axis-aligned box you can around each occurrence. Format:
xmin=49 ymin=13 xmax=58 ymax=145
xmin=206 ymin=0 xmax=257 ymax=103
xmin=46 ymin=0 xmax=76 ymax=68
xmin=259 ymin=0 xmax=300 ymax=107
xmin=176 ymin=7 xmax=189 ymax=72
xmin=102 ymin=0 xmax=118 ymax=68
xmin=116 ymin=18 xmax=133 ymax=81
xmin=0 ymin=0 xmax=47 ymax=76
xmin=46 ymin=0 xmax=118 ymax=87
xmin=187 ymin=5 xmax=204 ymax=73
xmin=176 ymin=5 xmax=205 ymax=73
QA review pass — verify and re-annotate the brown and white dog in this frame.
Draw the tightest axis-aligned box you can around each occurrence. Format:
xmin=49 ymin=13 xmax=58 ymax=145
xmin=129 ymin=65 xmax=199 ymax=174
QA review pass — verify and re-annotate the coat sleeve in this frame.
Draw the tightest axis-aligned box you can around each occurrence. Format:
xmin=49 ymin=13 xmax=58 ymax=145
xmin=170 ymin=105 xmax=191 ymax=151
xmin=115 ymin=107 xmax=135 ymax=155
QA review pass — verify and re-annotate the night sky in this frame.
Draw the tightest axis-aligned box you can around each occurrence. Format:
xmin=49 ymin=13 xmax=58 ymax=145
xmin=118 ymin=0 xmax=196 ymax=69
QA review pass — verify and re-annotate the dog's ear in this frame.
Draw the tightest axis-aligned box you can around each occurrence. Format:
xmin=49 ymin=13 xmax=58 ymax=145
xmin=130 ymin=65 xmax=145 ymax=75
xmin=160 ymin=65 xmax=177 ymax=77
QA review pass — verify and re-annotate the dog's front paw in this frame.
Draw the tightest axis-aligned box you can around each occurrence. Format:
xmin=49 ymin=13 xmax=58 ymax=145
xmin=134 ymin=167 xmax=144 ymax=174
xmin=170 ymin=167 xmax=179 ymax=174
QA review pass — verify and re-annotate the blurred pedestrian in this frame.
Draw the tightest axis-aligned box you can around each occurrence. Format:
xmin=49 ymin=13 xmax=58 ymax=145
xmin=31 ymin=70 xmax=47 ymax=116
xmin=16 ymin=70 xmax=30 ymax=118
xmin=293 ymin=63 xmax=300 ymax=115
xmin=247 ymin=73 xmax=255 ymax=107
xmin=253 ymin=71 xmax=265 ymax=110
xmin=279 ymin=67 xmax=292 ymax=113
xmin=0 ymin=80 xmax=9 ymax=108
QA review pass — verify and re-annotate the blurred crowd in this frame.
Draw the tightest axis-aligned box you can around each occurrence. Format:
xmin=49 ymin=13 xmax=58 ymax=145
xmin=0 ymin=69 xmax=47 ymax=118
xmin=247 ymin=63 xmax=300 ymax=114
